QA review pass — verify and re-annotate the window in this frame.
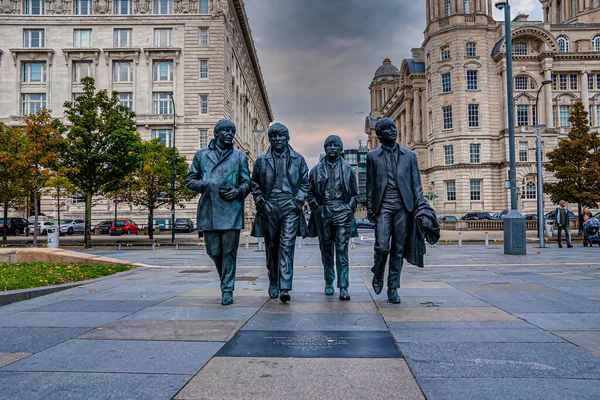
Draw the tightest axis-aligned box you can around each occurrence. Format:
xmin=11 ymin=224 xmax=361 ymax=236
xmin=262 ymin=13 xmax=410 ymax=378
xmin=468 ymin=104 xmax=479 ymax=128
xmin=22 ymin=94 xmax=46 ymax=115
xmin=154 ymin=0 xmax=172 ymax=14
xmin=199 ymin=95 xmax=208 ymax=114
xmin=72 ymin=93 xmax=85 ymax=102
xmin=199 ymin=0 xmax=208 ymax=13
xmin=470 ymin=143 xmax=480 ymax=164
xmin=199 ymin=59 xmax=209 ymax=79
xmin=440 ymin=45 xmax=450 ymax=61
xmin=153 ymin=92 xmax=173 ymax=115
xmin=596 ymin=105 xmax=600 ymax=127
xmin=199 ymin=28 xmax=209 ymax=45
xmin=519 ymin=141 xmax=528 ymax=162
xmin=597 ymin=73 xmax=600 ymax=90
xmin=114 ymin=0 xmax=132 ymax=14
xmin=444 ymin=0 xmax=451 ymax=16
xmin=446 ymin=181 xmax=456 ymax=202
xmin=517 ymin=105 xmax=529 ymax=126
xmin=23 ymin=29 xmax=45 ymax=48
xmin=118 ymin=92 xmax=133 ymax=110
xmin=593 ymin=35 xmax=600 ymax=52
xmin=515 ymin=76 xmax=529 ymax=90
xmin=513 ymin=42 xmax=527 ymax=55
xmin=72 ymin=61 xmax=93 ymax=82
xmin=429 ymin=111 xmax=433 ymax=135
xmin=466 ymin=70 xmax=478 ymax=90
xmin=463 ymin=0 xmax=470 ymax=13
xmin=444 ymin=145 xmax=454 ymax=165
xmin=113 ymin=61 xmax=133 ymax=82
xmin=525 ymin=181 xmax=536 ymax=199
xmin=152 ymin=129 xmax=173 ymax=147
xmin=199 ymin=129 xmax=208 ymax=148
xmin=113 ymin=29 xmax=132 ymax=47
xmin=72 ymin=192 xmax=85 ymax=204
xmin=442 ymin=106 xmax=453 ymax=130
xmin=378 ymin=90 xmax=383 ymax=108
xmin=466 ymin=42 xmax=477 ymax=57
xmin=24 ymin=0 xmax=44 ymax=14
xmin=74 ymin=0 xmax=92 ymax=15
xmin=557 ymin=36 xmax=569 ymax=53
xmin=470 ymin=180 xmax=481 ymax=201
xmin=23 ymin=62 xmax=46 ymax=83
xmin=73 ymin=29 xmax=92 ymax=48
xmin=532 ymin=104 xmax=537 ymax=126
xmin=559 ymin=105 xmax=570 ymax=127
xmin=569 ymin=74 xmax=578 ymax=90
xmin=441 ymin=73 xmax=452 ymax=93
xmin=559 ymin=74 xmax=568 ymax=90
xmin=588 ymin=74 xmax=594 ymax=90
xmin=153 ymin=61 xmax=174 ymax=82
xmin=154 ymin=28 xmax=172 ymax=47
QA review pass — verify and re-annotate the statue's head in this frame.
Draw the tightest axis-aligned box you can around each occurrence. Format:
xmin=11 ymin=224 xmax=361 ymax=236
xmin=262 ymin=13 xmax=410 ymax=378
xmin=375 ymin=117 xmax=398 ymax=144
xmin=214 ymin=119 xmax=236 ymax=149
xmin=268 ymin=122 xmax=290 ymax=153
xmin=324 ymin=135 xmax=343 ymax=162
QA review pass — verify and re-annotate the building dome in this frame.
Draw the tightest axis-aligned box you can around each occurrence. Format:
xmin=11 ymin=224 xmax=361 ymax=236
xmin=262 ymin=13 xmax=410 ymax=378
xmin=374 ymin=58 xmax=400 ymax=78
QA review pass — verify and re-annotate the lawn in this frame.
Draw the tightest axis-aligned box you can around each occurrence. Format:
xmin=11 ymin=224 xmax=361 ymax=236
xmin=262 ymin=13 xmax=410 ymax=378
xmin=0 ymin=263 xmax=131 ymax=291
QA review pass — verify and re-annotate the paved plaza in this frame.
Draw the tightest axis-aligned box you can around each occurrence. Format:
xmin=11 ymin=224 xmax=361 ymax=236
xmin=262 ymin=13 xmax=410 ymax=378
xmin=0 ymin=243 xmax=599 ymax=399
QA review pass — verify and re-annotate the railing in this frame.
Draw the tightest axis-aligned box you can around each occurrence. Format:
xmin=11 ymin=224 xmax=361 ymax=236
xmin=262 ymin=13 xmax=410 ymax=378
xmin=465 ymin=15 xmax=476 ymax=23
xmin=439 ymin=219 xmax=578 ymax=231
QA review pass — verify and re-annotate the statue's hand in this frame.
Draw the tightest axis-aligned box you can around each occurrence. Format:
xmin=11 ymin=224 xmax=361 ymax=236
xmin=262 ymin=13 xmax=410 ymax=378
xmin=220 ymin=187 xmax=240 ymax=201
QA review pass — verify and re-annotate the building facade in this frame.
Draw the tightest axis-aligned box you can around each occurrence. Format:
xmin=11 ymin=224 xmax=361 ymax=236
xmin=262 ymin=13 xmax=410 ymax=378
xmin=366 ymin=0 xmax=600 ymax=217
xmin=343 ymin=141 xmax=369 ymax=206
xmin=0 ymin=0 xmax=273 ymax=227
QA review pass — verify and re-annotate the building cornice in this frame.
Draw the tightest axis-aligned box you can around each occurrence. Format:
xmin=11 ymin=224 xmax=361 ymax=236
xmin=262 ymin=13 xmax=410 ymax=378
xmin=142 ymin=47 xmax=182 ymax=64
xmin=9 ymin=48 xmax=55 ymax=66
xmin=102 ymin=47 xmax=141 ymax=65
xmin=62 ymin=48 xmax=102 ymax=65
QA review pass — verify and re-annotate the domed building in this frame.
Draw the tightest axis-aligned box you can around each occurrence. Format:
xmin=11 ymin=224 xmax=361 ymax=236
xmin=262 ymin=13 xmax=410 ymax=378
xmin=366 ymin=0 xmax=600 ymax=217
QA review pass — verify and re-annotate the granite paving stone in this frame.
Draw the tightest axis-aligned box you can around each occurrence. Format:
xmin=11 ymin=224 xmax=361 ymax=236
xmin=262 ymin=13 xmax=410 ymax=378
xmin=516 ymin=313 xmax=600 ymax=330
xmin=0 ymin=353 xmax=30 ymax=368
xmin=159 ymin=296 xmax=268 ymax=308
xmin=241 ymin=313 xmax=388 ymax=331
xmin=0 ymin=312 xmax=129 ymax=328
xmin=259 ymin=301 xmax=378 ymax=314
xmin=2 ymin=339 xmax=223 ymax=375
xmin=73 ymin=291 xmax=180 ymax=302
xmin=181 ymin=287 xmax=266 ymax=297
xmin=466 ymin=291 xmax=600 ymax=313
xmin=0 ymin=371 xmax=191 ymax=400
xmin=0 ymin=327 xmax=91 ymax=353
xmin=380 ymin=307 xmax=517 ymax=322
xmin=174 ymin=357 xmax=424 ymax=400
xmin=125 ymin=306 xmax=259 ymax=321
xmin=375 ymin=295 xmax=489 ymax=308
xmin=550 ymin=331 xmax=600 ymax=356
xmin=280 ymin=291 xmax=374 ymax=302
xmin=452 ymin=283 xmax=554 ymax=292
xmin=27 ymin=300 xmax=160 ymax=313
xmin=400 ymin=342 xmax=600 ymax=378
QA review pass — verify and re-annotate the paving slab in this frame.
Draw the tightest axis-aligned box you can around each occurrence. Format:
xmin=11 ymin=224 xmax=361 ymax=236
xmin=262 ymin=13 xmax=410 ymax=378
xmin=26 ymin=300 xmax=160 ymax=313
xmin=551 ymin=331 xmax=600 ymax=356
xmin=125 ymin=306 xmax=258 ymax=321
xmin=78 ymin=320 xmax=244 ymax=342
xmin=380 ymin=307 xmax=517 ymax=322
xmin=400 ymin=342 xmax=600 ymax=378
xmin=0 ymin=312 xmax=129 ymax=328
xmin=0 ymin=353 xmax=30 ymax=368
xmin=418 ymin=378 xmax=600 ymax=400
xmin=241 ymin=313 xmax=388 ymax=331
xmin=181 ymin=287 xmax=266 ymax=297
xmin=174 ymin=357 xmax=424 ymax=400
xmin=159 ymin=295 xmax=268 ymax=308
xmin=0 ymin=327 xmax=91 ymax=353
xmin=2 ymin=339 xmax=223 ymax=375
xmin=452 ymin=283 xmax=554 ymax=292
xmin=516 ymin=313 xmax=600 ymax=330
xmin=467 ymin=291 xmax=600 ymax=313
xmin=275 ymin=291 xmax=374 ymax=302
xmin=73 ymin=290 xmax=180 ymax=302
xmin=0 ymin=371 xmax=190 ymax=400
xmin=259 ymin=301 xmax=378 ymax=314
xmin=375 ymin=295 xmax=489 ymax=308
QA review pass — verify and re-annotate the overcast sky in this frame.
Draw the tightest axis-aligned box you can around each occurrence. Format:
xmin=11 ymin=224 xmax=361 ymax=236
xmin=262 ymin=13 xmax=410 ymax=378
xmin=245 ymin=0 xmax=544 ymax=167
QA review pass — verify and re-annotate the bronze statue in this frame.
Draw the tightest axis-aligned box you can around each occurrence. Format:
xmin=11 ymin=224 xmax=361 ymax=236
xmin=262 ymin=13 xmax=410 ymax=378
xmin=367 ymin=118 xmax=440 ymax=304
xmin=308 ymin=136 xmax=359 ymax=300
xmin=186 ymin=119 xmax=251 ymax=305
xmin=251 ymin=123 xmax=309 ymax=302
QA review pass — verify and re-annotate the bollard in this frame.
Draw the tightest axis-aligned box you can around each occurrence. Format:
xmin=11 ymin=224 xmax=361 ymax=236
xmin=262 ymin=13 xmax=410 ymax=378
xmin=258 ymin=237 xmax=264 ymax=252
xmin=152 ymin=240 xmax=156 ymax=250
xmin=297 ymin=237 xmax=302 ymax=249
xmin=118 ymin=243 xmax=122 ymax=250
xmin=245 ymin=235 xmax=249 ymax=249
xmin=351 ymin=238 xmax=355 ymax=249
xmin=458 ymin=232 xmax=463 ymax=247
xmin=485 ymin=232 xmax=489 ymax=248
xmin=176 ymin=243 xmax=179 ymax=250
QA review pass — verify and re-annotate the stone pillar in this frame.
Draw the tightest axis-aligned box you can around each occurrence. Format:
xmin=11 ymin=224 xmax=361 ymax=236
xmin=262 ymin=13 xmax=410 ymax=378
xmin=406 ymin=97 xmax=413 ymax=146
xmin=400 ymin=112 xmax=406 ymax=147
xmin=413 ymin=90 xmax=422 ymax=143
xmin=544 ymin=69 xmax=553 ymax=127
xmin=421 ymin=88 xmax=427 ymax=142
xmin=487 ymin=0 xmax=493 ymax=16
xmin=582 ymin=71 xmax=590 ymax=117
xmin=395 ymin=116 xmax=402 ymax=145
xmin=426 ymin=0 xmax=431 ymax=22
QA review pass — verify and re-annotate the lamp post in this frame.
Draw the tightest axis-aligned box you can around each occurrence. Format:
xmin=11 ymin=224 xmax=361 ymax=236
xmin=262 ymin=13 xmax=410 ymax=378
xmin=253 ymin=130 xmax=265 ymax=252
xmin=167 ymin=92 xmax=176 ymax=244
xmin=496 ymin=0 xmax=526 ymax=255
xmin=533 ymin=79 xmax=552 ymax=248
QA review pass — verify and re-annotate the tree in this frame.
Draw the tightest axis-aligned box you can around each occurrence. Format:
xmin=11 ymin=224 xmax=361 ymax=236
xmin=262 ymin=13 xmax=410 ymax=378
xmin=60 ymin=77 xmax=143 ymax=248
xmin=43 ymin=175 xmax=77 ymax=232
xmin=127 ymin=138 xmax=195 ymax=239
xmin=545 ymin=101 xmax=600 ymax=224
xmin=0 ymin=123 xmax=27 ymax=241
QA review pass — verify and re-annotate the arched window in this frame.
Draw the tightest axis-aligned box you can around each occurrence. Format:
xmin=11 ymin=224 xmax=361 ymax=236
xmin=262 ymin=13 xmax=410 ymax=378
xmin=592 ymin=35 xmax=600 ymax=52
xmin=557 ymin=36 xmax=569 ymax=53
xmin=445 ymin=0 xmax=451 ymax=17
xmin=463 ymin=0 xmax=470 ymax=13
xmin=514 ymin=75 xmax=536 ymax=90
xmin=525 ymin=181 xmax=536 ymax=200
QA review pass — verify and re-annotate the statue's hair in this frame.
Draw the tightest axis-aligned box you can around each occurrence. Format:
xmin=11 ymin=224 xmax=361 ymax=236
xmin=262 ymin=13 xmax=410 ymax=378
xmin=375 ymin=117 xmax=396 ymax=137
xmin=214 ymin=119 xmax=236 ymax=136
xmin=268 ymin=122 xmax=289 ymax=138
xmin=324 ymin=135 xmax=343 ymax=151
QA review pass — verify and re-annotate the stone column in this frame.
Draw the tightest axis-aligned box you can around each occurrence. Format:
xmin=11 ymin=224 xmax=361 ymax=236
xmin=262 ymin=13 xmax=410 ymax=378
xmin=395 ymin=116 xmax=402 ymax=145
xmin=413 ymin=90 xmax=422 ymax=143
xmin=426 ymin=0 xmax=431 ymax=22
xmin=421 ymin=88 xmax=427 ymax=142
xmin=406 ymin=97 xmax=413 ymax=146
xmin=582 ymin=71 xmax=590 ymax=117
xmin=544 ymin=69 xmax=553 ymax=127
xmin=487 ymin=0 xmax=493 ymax=16
xmin=400 ymin=112 xmax=406 ymax=147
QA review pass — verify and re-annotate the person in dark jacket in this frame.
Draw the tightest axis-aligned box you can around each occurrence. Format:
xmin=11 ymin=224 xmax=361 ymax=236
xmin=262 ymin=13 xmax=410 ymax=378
xmin=307 ymin=136 xmax=359 ymax=300
xmin=186 ymin=120 xmax=251 ymax=305
xmin=556 ymin=200 xmax=573 ymax=248
xmin=366 ymin=117 xmax=433 ymax=304
xmin=251 ymin=123 xmax=309 ymax=302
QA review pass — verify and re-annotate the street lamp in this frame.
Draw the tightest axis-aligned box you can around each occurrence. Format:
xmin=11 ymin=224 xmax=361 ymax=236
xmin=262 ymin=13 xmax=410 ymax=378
xmin=533 ymin=79 xmax=552 ymax=248
xmin=253 ymin=130 xmax=265 ymax=252
xmin=167 ymin=92 xmax=176 ymax=244
xmin=496 ymin=0 xmax=526 ymax=255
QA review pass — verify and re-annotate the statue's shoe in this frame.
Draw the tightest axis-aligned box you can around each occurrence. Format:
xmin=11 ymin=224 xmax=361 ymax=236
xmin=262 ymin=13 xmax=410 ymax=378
xmin=339 ymin=288 xmax=351 ymax=301
xmin=221 ymin=292 xmax=234 ymax=306
xmin=387 ymin=288 xmax=401 ymax=304
xmin=372 ymin=276 xmax=383 ymax=295
xmin=268 ymin=285 xmax=279 ymax=299
xmin=279 ymin=290 xmax=291 ymax=303
xmin=324 ymin=283 xmax=335 ymax=296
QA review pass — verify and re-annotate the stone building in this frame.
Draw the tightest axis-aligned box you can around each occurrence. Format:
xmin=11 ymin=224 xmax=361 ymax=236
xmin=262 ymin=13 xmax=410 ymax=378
xmin=0 ymin=0 xmax=273 ymax=228
xmin=366 ymin=0 xmax=600 ymax=217
xmin=343 ymin=141 xmax=369 ymax=206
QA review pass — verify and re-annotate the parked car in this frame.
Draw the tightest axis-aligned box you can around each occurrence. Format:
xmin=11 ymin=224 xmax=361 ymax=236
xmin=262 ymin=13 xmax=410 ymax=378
xmin=28 ymin=221 xmax=58 ymax=236
xmin=0 ymin=217 xmax=29 ymax=235
xmin=355 ymin=218 xmax=375 ymax=229
xmin=174 ymin=218 xmax=195 ymax=233
xmin=59 ymin=219 xmax=85 ymax=235
xmin=94 ymin=220 xmax=113 ymax=234
xmin=438 ymin=216 xmax=457 ymax=221
xmin=460 ymin=212 xmax=497 ymax=221
xmin=110 ymin=220 xmax=140 ymax=235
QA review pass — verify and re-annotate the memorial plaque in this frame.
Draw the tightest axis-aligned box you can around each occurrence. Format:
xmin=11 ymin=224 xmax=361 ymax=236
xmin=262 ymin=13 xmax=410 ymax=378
xmin=217 ymin=330 xmax=402 ymax=358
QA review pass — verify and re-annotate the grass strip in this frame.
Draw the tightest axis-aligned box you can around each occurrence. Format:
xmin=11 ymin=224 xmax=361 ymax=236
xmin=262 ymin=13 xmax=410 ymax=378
xmin=1 ymin=263 xmax=131 ymax=291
